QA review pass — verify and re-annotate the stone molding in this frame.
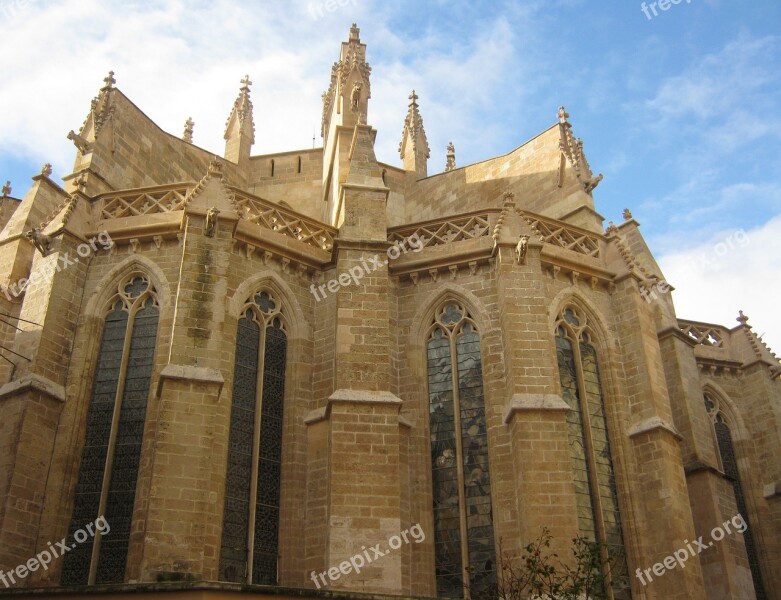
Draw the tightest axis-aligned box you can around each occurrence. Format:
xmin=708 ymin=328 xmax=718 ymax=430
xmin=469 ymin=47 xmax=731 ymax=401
xmin=627 ymin=415 xmax=683 ymax=441
xmin=305 ymin=388 xmax=403 ymax=425
xmin=156 ymin=364 xmax=225 ymax=397
xmin=0 ymin=373 xmax=66 ymax=403
xmin=764 ymin=482 xmax=781 ymax=499
xmin=503 ymin=393 xmax=570 ymax=424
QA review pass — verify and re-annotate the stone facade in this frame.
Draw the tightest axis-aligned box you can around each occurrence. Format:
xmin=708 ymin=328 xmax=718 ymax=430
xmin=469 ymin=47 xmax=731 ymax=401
xmin=0 ymin=23 xmax=779 ymax=600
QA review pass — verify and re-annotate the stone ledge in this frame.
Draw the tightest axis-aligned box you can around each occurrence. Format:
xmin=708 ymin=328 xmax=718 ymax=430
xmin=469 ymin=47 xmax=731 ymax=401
xmin=627 ymin=416 xmax=683 ymax=441
xmin=156 ymin=364 xmax=224 ymax=397
xmin=764 ymin=482 xmax=781 ymax=499
xmin=305 ymin=389 xmax=404 ymax=425
xmin=0 ymin=579 xmax=428 ymax=599
xmin=684 ymin=460 xmax=724 ymax=478
xmin=328 ymin=389 xmax=402 ymax=405
xmin=0 ymin=374 xmax=65 ymax=403
xmin=503 ymin=393 xmax=570 ymax=424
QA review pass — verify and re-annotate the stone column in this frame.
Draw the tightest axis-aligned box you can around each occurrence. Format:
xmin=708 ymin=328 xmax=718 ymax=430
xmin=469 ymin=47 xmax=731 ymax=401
xmin=492 ymin=196 xmax=579 ymax=560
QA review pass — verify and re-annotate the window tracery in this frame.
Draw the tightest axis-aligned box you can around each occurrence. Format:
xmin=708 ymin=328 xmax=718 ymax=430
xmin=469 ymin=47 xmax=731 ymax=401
xmin=219 ymin=291 xmax=287 ymax=585
xmin=554 ymin=305 xmax=628 ymax=598
xmin=427 ymin=301 xmax=495 ymax=597
xmin=703 ymin=394 xmax=766 ymax=599
xmin=62 ymin=274 xmax=159 ymax=585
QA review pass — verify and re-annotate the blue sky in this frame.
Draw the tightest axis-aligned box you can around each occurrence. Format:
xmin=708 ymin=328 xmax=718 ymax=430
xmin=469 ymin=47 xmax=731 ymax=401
xmin=1 ymin=0 xmax=779 ymax=350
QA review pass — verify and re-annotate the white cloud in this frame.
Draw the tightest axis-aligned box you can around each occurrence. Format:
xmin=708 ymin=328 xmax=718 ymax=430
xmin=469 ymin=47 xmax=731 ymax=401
xmin=658 ymin=214 xmax=781 ymax=355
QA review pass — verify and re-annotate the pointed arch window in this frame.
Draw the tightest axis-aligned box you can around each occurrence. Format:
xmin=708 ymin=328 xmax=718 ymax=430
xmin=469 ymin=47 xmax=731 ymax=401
xmin=703 ymin=394 xmax=766 ymax=599
xmin=554 ymin=306 xmax=628 ymax=598
xmin=62 ymin=275 xmax=159 ymax=585
xmin=426 ymin=302 xmax=495 ymax=598
xmin=219 ymin=291 xmax=287 ymax=584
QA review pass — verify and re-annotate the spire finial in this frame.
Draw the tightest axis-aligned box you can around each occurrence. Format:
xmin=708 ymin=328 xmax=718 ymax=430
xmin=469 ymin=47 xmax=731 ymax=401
xmin=240 ymin=74 xmax=252 ymax=91
xmin=183 ymin=117 xmax=194 ymax=143
xmin=623 ymin=208 xmax=633 ymax=220
xmin=41 ymin=163 xmax=53 ymax=177
xmin=1 ymin=181 xmax=10 ymax=197
xmin=558 ymin=105 xmax=570 ymax=124
xmin=737 ymin=310 xmax=750 ymax=325
xmin=445 ymin=142 xmax=456 ymax=172
xmin=349 ymin=23 xmax=360 ymax=42
xmin=409 ymin=90 xmax=419 ymax=107
xmin=103 ymin=70 xmax=116 ymax=90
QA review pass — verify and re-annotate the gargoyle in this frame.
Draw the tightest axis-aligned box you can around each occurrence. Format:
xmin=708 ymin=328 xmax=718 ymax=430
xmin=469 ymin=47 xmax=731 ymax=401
xmin=351 ymin=82 xmax=362 ymax=110
xmin=205 ymin=207 xmax=220 ymax=237
xmin=515 ymin=235 xmax=529 ymax=265
xmin=67 ymin=130 xmax=92 ymax=154
xmin=583 ymin=173 xmax=603 ymax=194
xmin=26 ymin=228 xmax=51 ymax=256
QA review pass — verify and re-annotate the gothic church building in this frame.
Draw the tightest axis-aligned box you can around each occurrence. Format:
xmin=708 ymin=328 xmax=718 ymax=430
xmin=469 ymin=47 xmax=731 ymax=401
xmin=0 ymin=24 xmax=779 ymax=600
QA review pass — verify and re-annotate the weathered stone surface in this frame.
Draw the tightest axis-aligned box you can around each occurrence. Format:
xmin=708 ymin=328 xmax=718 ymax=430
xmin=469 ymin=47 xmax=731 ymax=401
xmin=0 ymin=24 xmax=777 ymax=600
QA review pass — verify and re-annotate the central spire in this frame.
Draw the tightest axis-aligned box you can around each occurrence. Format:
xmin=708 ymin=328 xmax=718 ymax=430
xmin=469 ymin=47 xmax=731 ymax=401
xmin=321 ymin=23 xmax=372 ymax=141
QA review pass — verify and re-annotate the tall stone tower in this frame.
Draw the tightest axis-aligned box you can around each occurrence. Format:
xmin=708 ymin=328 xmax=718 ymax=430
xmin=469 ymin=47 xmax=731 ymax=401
xmin=0 ymin=24 xmax=778 ymax=600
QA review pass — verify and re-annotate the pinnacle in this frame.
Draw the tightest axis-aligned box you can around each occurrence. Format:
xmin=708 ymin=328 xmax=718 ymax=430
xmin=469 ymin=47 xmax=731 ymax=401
xmin=102 ymin=70 xmax=116 ymax=90
xmin=349 ymin=23 xmax=360 ymax=42
xmin=224 ymin=74 xmax=255 ymax=144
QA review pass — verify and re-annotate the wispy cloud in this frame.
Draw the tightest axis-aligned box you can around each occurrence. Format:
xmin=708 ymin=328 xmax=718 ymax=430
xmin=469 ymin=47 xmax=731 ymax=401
xmin=658 ymin=213 xmax=781 ymax=354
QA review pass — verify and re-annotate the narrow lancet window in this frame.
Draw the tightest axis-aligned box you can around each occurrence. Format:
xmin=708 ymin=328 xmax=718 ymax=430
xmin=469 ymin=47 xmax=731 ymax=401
xmin=555 ymin=306 xmax=628 ymax=598
xmin=62 ymin=275 xmax=159 ymax=585
xmin=427 ymin=302 xmax=495 ymax=597
xmin=703 ymin=395 xmax=766 ymax=599
xmin=220 ymin=291 xmax=287 ymax=584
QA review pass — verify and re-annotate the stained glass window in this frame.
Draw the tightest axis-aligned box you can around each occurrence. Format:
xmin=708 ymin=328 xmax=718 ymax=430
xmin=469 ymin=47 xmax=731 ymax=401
xmin=427 ymin=302 xmax=495 ymax=598
xmin=554 ymin=306 xmax=629 ymax=599
xmin=219 ymin=291 xmax=287 ymax=585
xmin=62 ymin=275 xmax=159 ymax=585
xmin=704 ymin=395 xmax=766 ymax=599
